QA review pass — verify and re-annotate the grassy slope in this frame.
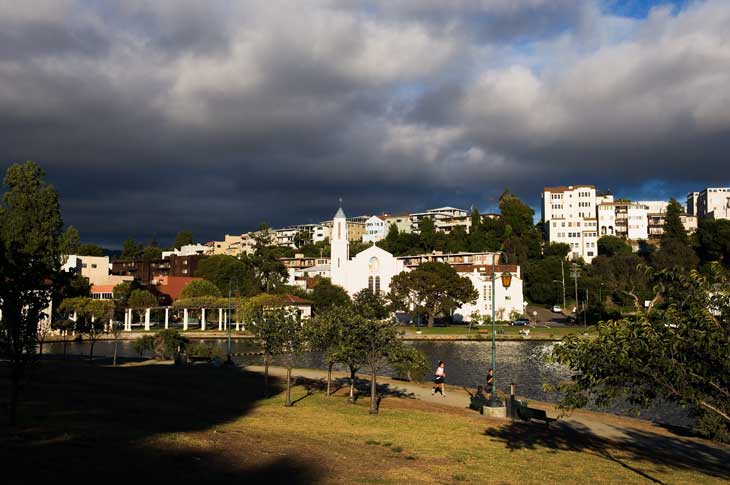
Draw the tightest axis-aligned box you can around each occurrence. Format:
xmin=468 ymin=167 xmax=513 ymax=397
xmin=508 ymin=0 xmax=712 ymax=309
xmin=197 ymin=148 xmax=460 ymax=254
xmin=1 ymin=360 xmax=727 ymax=484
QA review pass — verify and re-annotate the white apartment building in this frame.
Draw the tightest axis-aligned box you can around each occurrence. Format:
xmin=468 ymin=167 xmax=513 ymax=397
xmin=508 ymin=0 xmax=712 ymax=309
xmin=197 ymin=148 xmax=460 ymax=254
xmin=363 ymin=215 xmax=388 ymax=243
xmin=409 ymin=207 xmax=468 ymax=233
xmin=695 ymin=187 xmax=730 ymax=220
xmin=162 ymin=244 xmax=210 ymax=258
xmin=63 ymin=255 xmax=133 ymax=287
xmin=382 ymin=213 xmax=412 ymax=234
xmin=542 ymin=185 xmax=599 ymax=262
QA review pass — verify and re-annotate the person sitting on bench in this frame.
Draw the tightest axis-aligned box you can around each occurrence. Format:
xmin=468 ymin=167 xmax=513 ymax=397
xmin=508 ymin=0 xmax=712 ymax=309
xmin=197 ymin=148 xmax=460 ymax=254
xmin=469 ymin=385 xmax=489 ymax=413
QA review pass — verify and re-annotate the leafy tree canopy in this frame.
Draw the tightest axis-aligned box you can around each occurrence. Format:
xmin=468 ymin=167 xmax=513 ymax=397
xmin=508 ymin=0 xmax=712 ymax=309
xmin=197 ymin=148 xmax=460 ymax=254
xmin=554 ymin=265 xmax=730 ymax=441
xmin=388 ymin=261 xmax=477 ymax=327
xmin=180 ymin=279 xmax=222 ymax=299
xmin=597 ymin=236 xmax=632 ymax=257
xmin=171 ymin=231 xmax=194 ymax=250
xmin=194 ymin=254 xmax=259 ymax=297
xmin=310 ymin=277 xmax=351 ymax=314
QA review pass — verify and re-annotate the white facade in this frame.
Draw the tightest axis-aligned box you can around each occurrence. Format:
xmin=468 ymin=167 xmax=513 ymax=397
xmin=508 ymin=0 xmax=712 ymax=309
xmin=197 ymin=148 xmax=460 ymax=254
xmin=637 ymin=200 xmax=669 ymax=215
xmin=63 ymin=255 xmax=132 ymax=287
xmin=162 ymin=244 xmax=210 ymax=258
xmin=696 ymin=187 xmax=730 ymax=220
xmin=687 ymin=192 xmax=699 ymax=217
xmin=455 ymin=266 xmax=524 ymax=323
xmin=331 ymin=206 xmax=405 ymax=295
xmin=626 ymin=205 xmax=649 ymax=240
xmin=542 ymin=185 xmax=599 ymax=262
xmin=410 ymin=207 xmax=468 ymax=233
xmin=362 ymin=215 xmax=387 ymax=243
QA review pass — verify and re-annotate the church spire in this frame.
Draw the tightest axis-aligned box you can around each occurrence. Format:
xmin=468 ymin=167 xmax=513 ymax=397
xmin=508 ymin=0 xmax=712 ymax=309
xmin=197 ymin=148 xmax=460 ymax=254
xmin=334 ymin=197 xmax=346 ymax=219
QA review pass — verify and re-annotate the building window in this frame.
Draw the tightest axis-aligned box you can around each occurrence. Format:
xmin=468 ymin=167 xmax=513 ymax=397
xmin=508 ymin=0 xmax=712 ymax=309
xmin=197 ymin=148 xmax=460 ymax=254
xmin=375 ymin=276 xmax=381 ymax=295
xmin=91 ymin=264 xmax=97 ymax=269
xmin=368 ymin=276 xmax=374 ymax=293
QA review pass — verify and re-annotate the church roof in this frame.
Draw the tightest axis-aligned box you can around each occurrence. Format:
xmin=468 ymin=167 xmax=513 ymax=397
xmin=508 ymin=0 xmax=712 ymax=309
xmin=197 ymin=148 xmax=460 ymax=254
xmin=334 ymin=207 xmax=346 ymax=219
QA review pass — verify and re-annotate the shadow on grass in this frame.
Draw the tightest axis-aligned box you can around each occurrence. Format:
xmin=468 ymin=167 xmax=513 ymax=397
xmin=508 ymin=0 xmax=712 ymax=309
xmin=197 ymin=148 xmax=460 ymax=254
xmin=289 ymin=375 xmax=417 ymax=405
xmin=485 ymin=420 xmax=730 ymax=483
xmin=1 ymin=360 xmax=319 ymax=483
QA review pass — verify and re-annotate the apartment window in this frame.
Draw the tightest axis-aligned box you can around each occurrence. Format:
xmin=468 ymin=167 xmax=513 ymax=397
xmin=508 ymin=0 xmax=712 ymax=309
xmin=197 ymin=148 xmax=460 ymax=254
xmin=91 ymin=264 xmax=97 ymax=269
xmin=82 ymin=263 xmax=87 ymax=268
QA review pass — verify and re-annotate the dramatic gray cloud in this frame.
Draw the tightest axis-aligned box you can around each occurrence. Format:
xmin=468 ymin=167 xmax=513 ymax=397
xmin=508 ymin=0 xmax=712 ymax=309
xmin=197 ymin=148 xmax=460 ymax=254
xmin=0 ymin=0 xmax=728 ymax=246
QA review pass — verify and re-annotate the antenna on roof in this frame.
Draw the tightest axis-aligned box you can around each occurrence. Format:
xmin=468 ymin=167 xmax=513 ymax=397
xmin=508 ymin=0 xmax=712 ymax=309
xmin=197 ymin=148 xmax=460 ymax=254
xmin=338 ymin=197 xmax=343 ymax=208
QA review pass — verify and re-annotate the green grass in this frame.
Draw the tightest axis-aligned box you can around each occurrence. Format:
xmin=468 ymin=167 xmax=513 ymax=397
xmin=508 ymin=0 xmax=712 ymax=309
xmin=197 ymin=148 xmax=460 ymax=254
xmin=2 ymin=360 xmax=726 ymax=484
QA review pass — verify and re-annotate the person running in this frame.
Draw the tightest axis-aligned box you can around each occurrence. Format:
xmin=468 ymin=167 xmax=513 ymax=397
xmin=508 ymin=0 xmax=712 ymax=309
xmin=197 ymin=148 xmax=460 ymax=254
xmin=432 ymin=361 xmax=446 ymax=397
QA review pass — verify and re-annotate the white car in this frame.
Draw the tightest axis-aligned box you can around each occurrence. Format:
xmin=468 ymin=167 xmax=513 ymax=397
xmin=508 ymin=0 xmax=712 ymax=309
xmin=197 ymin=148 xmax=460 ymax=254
xmin=551 ymin=305 xmax=562 ymax=313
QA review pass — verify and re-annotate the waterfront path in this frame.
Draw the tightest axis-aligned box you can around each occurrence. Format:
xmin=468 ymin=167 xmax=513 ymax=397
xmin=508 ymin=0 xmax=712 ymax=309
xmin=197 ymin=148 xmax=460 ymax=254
xmin=242 ymin=364 xmax=729 ymax=447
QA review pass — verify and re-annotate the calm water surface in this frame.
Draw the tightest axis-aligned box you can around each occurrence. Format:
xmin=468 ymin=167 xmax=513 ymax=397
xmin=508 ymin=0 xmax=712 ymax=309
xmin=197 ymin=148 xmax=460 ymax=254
xmin=44 ymin=338 xmax=691 ymax=427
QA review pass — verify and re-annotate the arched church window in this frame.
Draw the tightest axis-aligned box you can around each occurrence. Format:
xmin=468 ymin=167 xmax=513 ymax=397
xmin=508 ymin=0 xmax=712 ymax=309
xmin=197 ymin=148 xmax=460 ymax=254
xmin=375 ymin=276 xmax=381 ymax=295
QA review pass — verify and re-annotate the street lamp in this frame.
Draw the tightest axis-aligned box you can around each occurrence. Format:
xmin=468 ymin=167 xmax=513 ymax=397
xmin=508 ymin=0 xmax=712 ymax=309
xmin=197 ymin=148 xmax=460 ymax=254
xmin=488 ymin=251 xmax=512 ymax=407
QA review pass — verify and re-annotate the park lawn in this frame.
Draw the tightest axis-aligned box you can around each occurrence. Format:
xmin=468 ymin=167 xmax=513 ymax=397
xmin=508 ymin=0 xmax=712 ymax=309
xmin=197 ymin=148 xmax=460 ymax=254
xmin=2 ymin=360 xmax=727 ymax=484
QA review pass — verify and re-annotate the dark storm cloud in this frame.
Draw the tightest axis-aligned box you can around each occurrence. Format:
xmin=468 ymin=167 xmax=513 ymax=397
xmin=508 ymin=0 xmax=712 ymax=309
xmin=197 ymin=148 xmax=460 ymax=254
xmin=1 ymin=0 xmax=729 ymax=247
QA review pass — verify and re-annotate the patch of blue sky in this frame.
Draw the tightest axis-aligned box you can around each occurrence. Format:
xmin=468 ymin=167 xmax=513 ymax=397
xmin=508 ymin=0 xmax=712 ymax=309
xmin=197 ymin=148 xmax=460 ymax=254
xmin=602 ymin=0 xmax=687 ymax=19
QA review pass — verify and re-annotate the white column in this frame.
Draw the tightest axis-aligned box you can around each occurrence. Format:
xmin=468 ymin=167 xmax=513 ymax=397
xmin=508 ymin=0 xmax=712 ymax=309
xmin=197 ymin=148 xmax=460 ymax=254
xmin=236 ymin=321 xmax=240 ymax=331
xmin=144 ymin=308 xmax=151 ymax=331
xmin=218 ymin=308 xmax=223 ymax=331
xmin=183 ymin=308 xmax=189 ymax=331
xmin=124 ymin=309 xmax=130 ymax=331
xmin=164 ymin=308 xmax=169 ymax=329
xmin=201 ymin=308 xmax=206 ymax=331
xmin=108 ymin=318 xmax=113 ymax=332
xmin=223 ymin=311 xmax=228 ymax=331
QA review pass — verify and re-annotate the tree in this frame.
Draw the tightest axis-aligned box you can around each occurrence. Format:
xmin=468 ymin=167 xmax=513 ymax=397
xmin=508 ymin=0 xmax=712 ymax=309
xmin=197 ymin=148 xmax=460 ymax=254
xmin=84 ymin=299 xmax=115 ymax=360
xmin=359 ymin=318 xmax=403 ymax=414
xmin=195 ymin=254 xmax=258 ymax=296
xmin=663 ymin=198 xmax=689 ymax=245
xmin=171 ymin=231 xmax=194 ymax=250
xmin=523 ymin=257 xmax=565 ymax=304
xmin=152 ymin=329 xmax=188 ymax=360
xmin=128 ymin=289 xmax=157 ymax=324
xmin=180 ymin=279 xmax=222 ymax=299
xmin=0 ymin=161 xmax=63 ymax=425
xmin=389 ymin=345 xmax=429 ymax=382
xmin=142 ymin=245 xmax=162 ymax=261
xmin=589 ymin=254 xmax=650 ymax=309
xmin=597 ymin=236 xmax=631 ymax=257
xmin=310 ymin=277 xmax=351 ymax=314
xmin=543 ymin=242 xmax=571 ymax=258
xmin=278 ymin=308 xmax=305 ymax=406
xmin=696 ymin=219 xmax=730 ymax=266
xmin=389 ymin=262 xmax=478 ymax=327
xmin=306 ymin=306 xmax=348 ymax=396
xmin=419 ymin=216 xmax=436 ymax=251
xmin=653 ymin=238 xmax=699 ymax=272
xmin=330 ymin=309 xmax=369 ymax=402
xmin=77 ymin=243 xmax=105 ymax=256
xmin=553 ymin=265 xmax=729 ymax=441
xmin=60 ymin=225 xmax=81 ymax=255
xmin=249 ymin=305 xmax=288 ymax=397
xmin=121 ymin=238 xmax=144 ymax=259
xmin=352 ymin=288 xmax=389 ymax=320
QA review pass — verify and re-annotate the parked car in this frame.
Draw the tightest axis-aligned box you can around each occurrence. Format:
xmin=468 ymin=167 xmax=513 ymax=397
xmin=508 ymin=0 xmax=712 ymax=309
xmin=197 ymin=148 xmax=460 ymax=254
xmin=551 ymin=305 xmax=562 ymax=313
xmin=511 ymin=318 xmax=530 ymax=326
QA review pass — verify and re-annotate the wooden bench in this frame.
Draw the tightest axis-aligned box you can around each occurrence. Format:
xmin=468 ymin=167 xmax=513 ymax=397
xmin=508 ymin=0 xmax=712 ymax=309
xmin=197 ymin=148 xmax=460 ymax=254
xmin=516 ymin=405 xmax=556 ymax=427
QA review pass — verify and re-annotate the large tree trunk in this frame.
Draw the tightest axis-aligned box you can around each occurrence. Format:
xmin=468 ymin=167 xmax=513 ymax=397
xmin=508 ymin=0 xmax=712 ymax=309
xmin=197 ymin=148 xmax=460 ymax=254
xmin=89 ymin=339 xmax=96 ymax=362
xmin=285 ymin=365 xmax=293 ymax=406
xmin=428 ymin=313 xmax=435 ymax=328
xmin=327 ymin=362 xmax=333 ymax=397
xmin=369 ymin=369 xmax=378 ymax=414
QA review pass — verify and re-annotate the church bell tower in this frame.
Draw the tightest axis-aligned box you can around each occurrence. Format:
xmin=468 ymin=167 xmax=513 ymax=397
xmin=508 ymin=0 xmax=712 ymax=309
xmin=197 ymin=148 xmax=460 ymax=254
xmin=330 ymin=198 xmax=349 ymax=289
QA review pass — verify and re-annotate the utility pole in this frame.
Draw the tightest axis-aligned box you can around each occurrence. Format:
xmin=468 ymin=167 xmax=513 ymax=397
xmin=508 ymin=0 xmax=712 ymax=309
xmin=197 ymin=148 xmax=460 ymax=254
xmin=561 ymin=260 xmax=566 ymax=310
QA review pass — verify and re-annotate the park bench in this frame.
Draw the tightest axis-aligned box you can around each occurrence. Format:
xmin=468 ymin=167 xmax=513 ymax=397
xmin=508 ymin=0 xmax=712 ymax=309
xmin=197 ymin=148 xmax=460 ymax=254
xmin=516 ymin=404 xmax=556 ymax=427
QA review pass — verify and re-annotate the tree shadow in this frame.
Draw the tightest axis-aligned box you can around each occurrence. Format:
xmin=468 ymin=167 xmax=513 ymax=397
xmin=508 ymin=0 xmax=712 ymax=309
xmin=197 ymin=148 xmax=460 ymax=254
xmin=484 ymin=419 xmax=730 ymax=483
xmin=1 ymin=361 xmax=321 ymax=483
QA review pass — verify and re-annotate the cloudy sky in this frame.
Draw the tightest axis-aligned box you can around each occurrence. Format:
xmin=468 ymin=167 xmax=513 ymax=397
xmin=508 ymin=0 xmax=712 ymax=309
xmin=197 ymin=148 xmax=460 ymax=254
xmin=1 ymin=0 xmax=729 ymax=247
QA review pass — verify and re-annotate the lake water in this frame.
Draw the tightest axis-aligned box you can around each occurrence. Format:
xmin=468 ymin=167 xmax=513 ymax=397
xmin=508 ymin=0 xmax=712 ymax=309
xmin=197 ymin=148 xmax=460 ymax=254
xmin=44 ymin=338 xmax=692 ymax=427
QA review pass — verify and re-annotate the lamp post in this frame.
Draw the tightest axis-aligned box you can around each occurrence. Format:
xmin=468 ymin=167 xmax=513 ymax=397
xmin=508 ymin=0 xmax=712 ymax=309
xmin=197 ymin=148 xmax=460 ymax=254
xmin=488 ymin=251 xmax=512 ymax=407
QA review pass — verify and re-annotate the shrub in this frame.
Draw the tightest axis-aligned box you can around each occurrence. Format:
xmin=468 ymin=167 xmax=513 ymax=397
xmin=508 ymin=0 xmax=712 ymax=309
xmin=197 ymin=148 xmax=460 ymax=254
xmin=694 ymin=410 xmax=730 ymax=444
xmin=188 ymin=342 xmax=225 ymax=360
xmin=153 ymin=329 xmax=189 ymax=360
xmin=133 ymin=335 xmax=155 ymax=357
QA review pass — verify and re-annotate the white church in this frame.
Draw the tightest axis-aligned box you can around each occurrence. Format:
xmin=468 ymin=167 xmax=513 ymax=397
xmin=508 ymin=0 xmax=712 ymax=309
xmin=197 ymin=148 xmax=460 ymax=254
xmin=326 ymin=204 xmax=525 ymax=322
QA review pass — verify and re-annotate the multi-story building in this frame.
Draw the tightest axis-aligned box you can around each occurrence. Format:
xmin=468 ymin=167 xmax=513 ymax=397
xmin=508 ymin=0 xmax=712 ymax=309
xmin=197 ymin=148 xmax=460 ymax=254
xmin=63 ymin=255 xmax=133 ymax=288
xmin=687 ymin=192 xmax=699 ymax=217
xmin=399 ymin=251 xmax=497 ymax=268
xmin=382 ymin=213 xmax=412 ymax=234
xmin=542 ymin=185 xmax=599 ymax=262
xmin=363 ymin=215 xmax=388 ymax=243
xmin=694 ymin=187 xmax=730 ymax=220
xmin=110 ymin=255 xmax=205 ymax=284
xmin=409 ymin=207 xmax=468 ymax=233
xmin=612 ymin=202 xmax=649 ymax=240
xmin=162 ymin=244 xmax=210 ymax=259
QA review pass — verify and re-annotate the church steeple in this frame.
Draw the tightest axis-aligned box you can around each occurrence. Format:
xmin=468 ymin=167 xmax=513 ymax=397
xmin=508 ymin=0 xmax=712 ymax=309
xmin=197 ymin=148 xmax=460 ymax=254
xmin=331 ymin=198 xmax=349 ymax=288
